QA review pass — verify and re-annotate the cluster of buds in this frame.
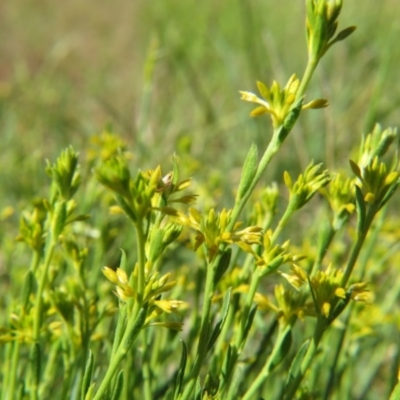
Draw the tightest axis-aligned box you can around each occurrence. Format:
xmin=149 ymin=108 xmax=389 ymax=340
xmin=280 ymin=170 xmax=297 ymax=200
xmin=284 ymin=162 xmax=331 ymax=212
xmin=251 ymin=184 xmax=280 ymax=228
xmin=256 ymin=231 xmax=305 ymax=276
xmin=102 ymin=267 xmax=135 ymax=302
xmin=171 ymin=207 xmax=262 ymax=262
xmin=96 ymin=157 xmax=160 ymax=223
xmin=254 ymin=284 xmax=306 ymax=325
xmin=320 ymin=173 xmax=355 ymax=230
xmin=103 ymin=267 xmax=187 ymax=330
xmin=46 ymin=146 xmax=81 ymax=202
xmin=281 ymin=264 xmax=373 ymax=320
xmin=305 ymin=0 xmax=356 ymax=61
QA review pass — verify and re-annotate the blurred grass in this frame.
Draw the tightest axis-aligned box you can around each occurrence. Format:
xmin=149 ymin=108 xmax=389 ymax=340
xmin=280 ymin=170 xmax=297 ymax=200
xmin=0 ymin=0 xmax=399 ymax=209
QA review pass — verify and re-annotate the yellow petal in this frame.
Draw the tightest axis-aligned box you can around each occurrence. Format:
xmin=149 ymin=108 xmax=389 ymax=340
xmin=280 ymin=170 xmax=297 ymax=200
xmin=250 ymin=106 xmax=270 ymax=117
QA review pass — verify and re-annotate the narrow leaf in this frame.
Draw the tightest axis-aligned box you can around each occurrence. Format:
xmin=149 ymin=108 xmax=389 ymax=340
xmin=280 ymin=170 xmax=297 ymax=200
xmin=270 ymin=329 xmax=292 ymax=370
xmin=213 ymin=248 xmax=232 ymax=286
xmin=84 ymin=383 xmax=96 ymax=400
xmin=389 ymin=379 xmax=400 ymax=400
xmin=148 ymin=229 xmax=165 ymax=262
xmin=110 ymin=370 xmax=124 ymax=400
xmin=237 ymin=144 xmax=258 ymax=201
xmin=174 ymin=341 xmax=188 ymax=399
xmin=81 ymin=350 xmax=94 ymax=399
xmin=354 ymin=185 xmax=366 ymax=234
xmin=242 ymin=305 xmax=258 ymax=345
xmin=332 ymin=26 xmax=357 ymax=43
xmin=284 ymin=339 xmax=310 ymax=389
xmin=207 ymin=288 xmax=232 ymax=352
xmin=20 ymin=271 xmax=35 ymax=312
xmin=29 ymin=342 xmax=41 ymax=391
xmin=119 ymin=249 xmax=127 ymax=271
xmin=349 ymin=159 xmax=362 ymax=179
xmin=194 ymin=378 xmax=202 ymax=400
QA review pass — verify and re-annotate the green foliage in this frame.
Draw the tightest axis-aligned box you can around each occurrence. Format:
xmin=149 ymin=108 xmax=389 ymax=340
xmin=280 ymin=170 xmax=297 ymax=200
xmin=1 ymin=1 xmax=400 ymax=400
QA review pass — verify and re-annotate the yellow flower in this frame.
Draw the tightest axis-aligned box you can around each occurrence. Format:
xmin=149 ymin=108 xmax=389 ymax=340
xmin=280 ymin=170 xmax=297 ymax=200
xmin=240 ymin=75 xmax=328 ymax=127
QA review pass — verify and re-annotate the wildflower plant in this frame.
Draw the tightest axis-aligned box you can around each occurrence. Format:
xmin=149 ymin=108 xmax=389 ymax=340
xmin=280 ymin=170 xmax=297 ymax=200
xmin=1 ymin=1 xmax=400 ymax=400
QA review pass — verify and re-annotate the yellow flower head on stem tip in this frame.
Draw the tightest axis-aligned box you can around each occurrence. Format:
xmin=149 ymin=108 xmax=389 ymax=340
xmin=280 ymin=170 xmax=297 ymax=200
xmin=154 ymin=299 xmax=188 ymax=314
xmin=240 ymin=75 xmax=328 ymax=127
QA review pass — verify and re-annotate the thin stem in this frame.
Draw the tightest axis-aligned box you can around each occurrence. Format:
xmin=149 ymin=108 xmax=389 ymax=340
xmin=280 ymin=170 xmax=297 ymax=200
xmin=223 ymin=271 xmax=262 ymax=399
xmin=282 ymin=317 xmax=326 ymax=400
xmin=180 ymin=259 xmax=215 ymax=400
xmin=297 ymin=56 xmax=319 ymax=100
xmin=6 ymin=251 xmax=41 ymax=399
xmin=270 ymin=205 xmax=294 ymax=244
xmin=92 ymin=306 xmax=147 ymax=400
xmin=341 ymin=207 xmax=377 ymax=287
xmin=134 ymin=222 xmax=146 ymax=301
xmin=242 ymin=322 xmax=294 ymax=400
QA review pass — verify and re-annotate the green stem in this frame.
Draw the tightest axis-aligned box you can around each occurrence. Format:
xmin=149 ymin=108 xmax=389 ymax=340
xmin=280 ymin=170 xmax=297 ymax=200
xmin=33 ymin=239 xmax=57 ymax=341
xmin=223 ymin=271 xmax=262 ymax=399
xmin=283 ymin=317 xmax=326 ymax=400
xmin=239 ymin=269 xmax=261 ymax=344
xmin=1 ymin=343 xmax=13 ymax=400
xmin=341 ymin=207 xmax=376 ymax=287
xmin=6 ymin=251 xmax=41 ymax=400
xmin=270 ymin=205 xmax=294 ymax=244
xmin=134 ymin=222 xmax=146 ymax=301
xmin=180 ymin=260 xmax=215 ymax=400
xmin=297 ymin=56 xmax=319 ymax=100
xmin=242 ymin=322 xmax=294 ymax=400
xmin=94 ymin=218 xmax=148 ymax=399
xmin=323 ymin=306 xmax=352 ymax=400
xmin=92 ymin=306 xmax=147 ymax=400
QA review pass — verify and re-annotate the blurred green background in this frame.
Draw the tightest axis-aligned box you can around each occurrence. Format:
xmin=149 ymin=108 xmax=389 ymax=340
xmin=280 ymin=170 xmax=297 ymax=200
xmin=1 ymin=0 xmax=399 ymax=209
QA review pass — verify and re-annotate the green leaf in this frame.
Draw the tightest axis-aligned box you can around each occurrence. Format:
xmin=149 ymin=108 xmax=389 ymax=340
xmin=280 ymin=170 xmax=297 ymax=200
xmin=379 ymin=179 xmax=399 ymax=209
xmin=174 ymin=342 xmax=188 ymax=399
xmin=115 ymin=195 xmax=137 ymax=223
xmin=354 ymin=185 xmax=366 ymax=234
xmin=389 ymin=379 xmax=400 ymax=400
xmin=110 ymin=370 xmax=124 ymax=400
xmin=29 ymin=342 xmax=41 ymax=390
xmin=172 ymin=153 xmax=180 ymax=185
xmin=124 ymin=305 xmax=148 ymax=350
xmin=207 ymin=288 xmax=232 ymax=352
xmin=331 ymin=26 xmax=357 ymax=44
xmin=52 ymin=201 xmax=67 ymax=238
xmin=213 ymin=248 xmax=232 ymax=286
xmin=81 ymin=350 xmax=94 ymax=400
xmin=237 ymin=143 xmax=258 ymax=201
xmin=284 ymin=339 xmax=310 ymax=390
xmin=66 ymin=214 xmax=91 ymax=224
xmin=242 ymin=305 xmax=257 ymax=346
xmin=147 ymin=229 xmax=165 ymax=262
xmin=270 ymin=328 xmax=292 ymax=370
xmin=349 ymin=159 xmax=362 ymax=179
xmin=20 ymin=271 xmax=35 ymax=312
xmin=84 ymin=383 xmax=96 ymax=400
xmin=327 ymin=292 xmax=351 ymax=325
xmin=278 ymin=97 xmax=303 ymax=142
xmin=194 ymin=378 xmax=202 ymax=400
xmin=119 ymin=249 xmax=127 ymax=271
